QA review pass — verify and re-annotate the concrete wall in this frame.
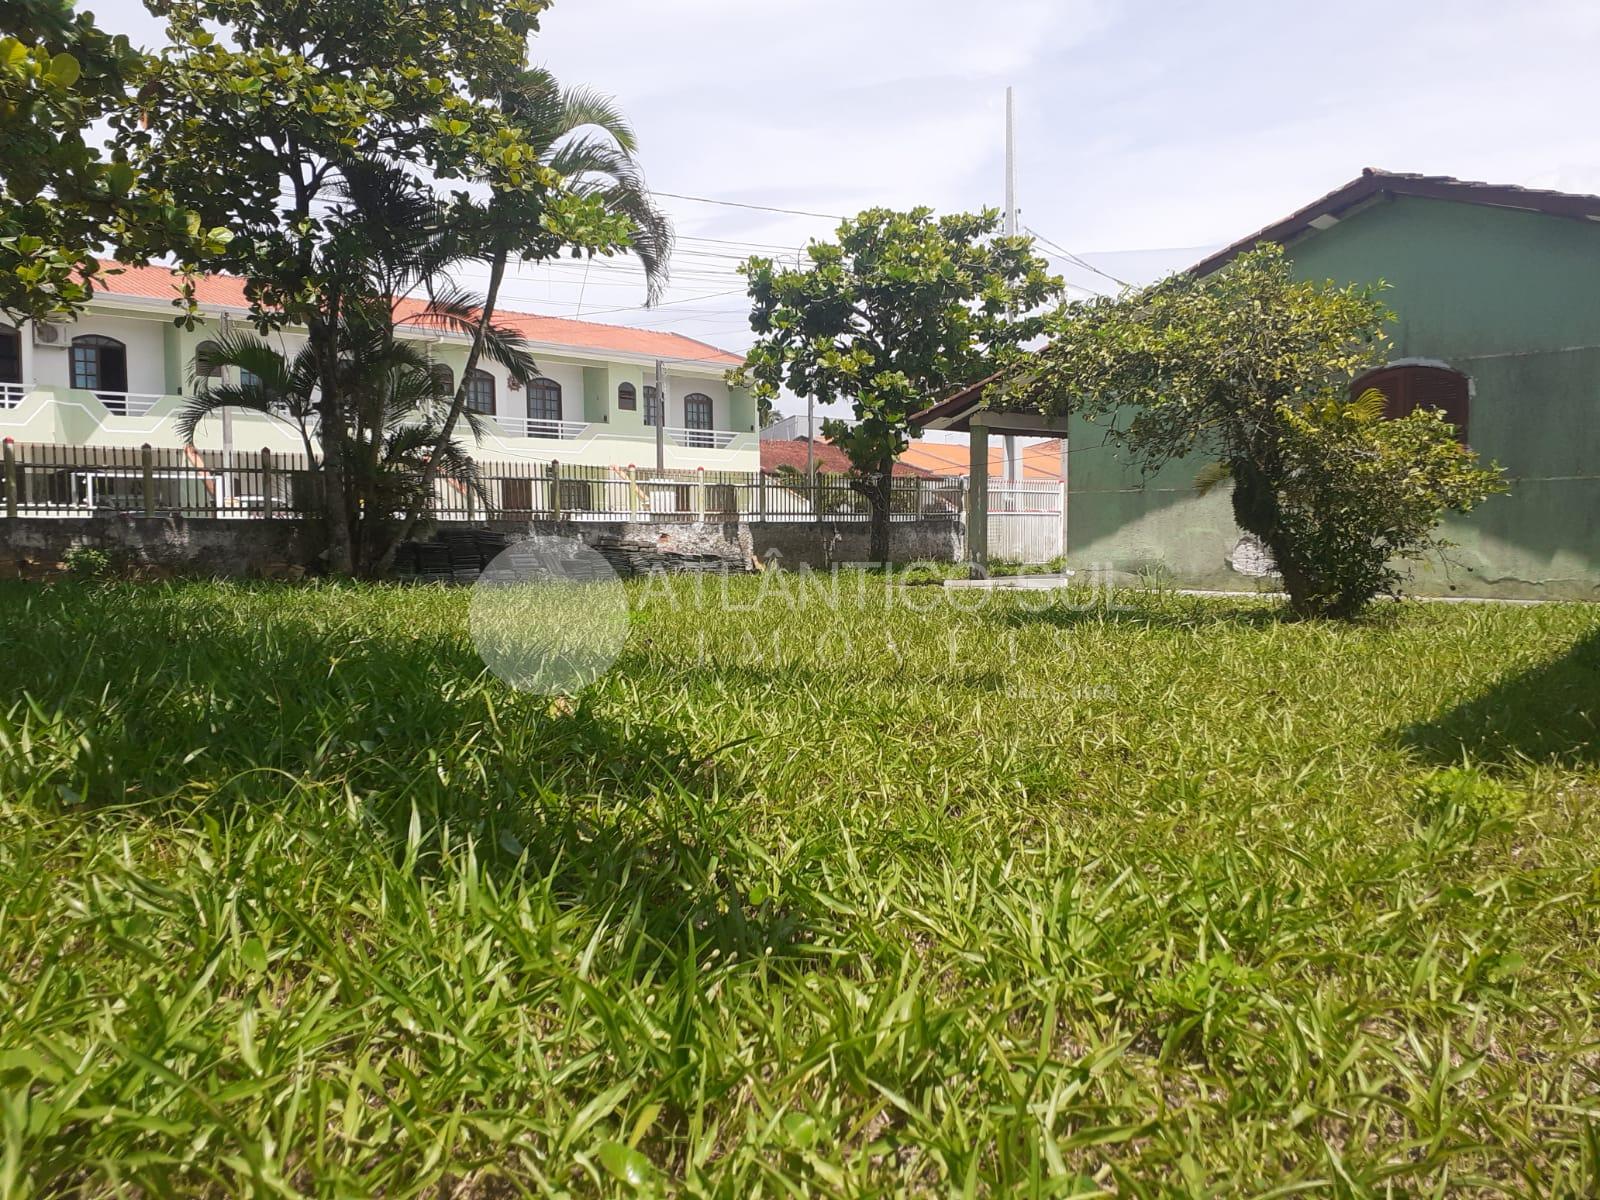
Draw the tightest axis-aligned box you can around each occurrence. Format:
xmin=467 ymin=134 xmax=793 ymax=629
xmin=1067 ymin=195 xmax=1600 ymax=600
xmin=1 ymin=515 xmax=967 ymax=580
xmin=0 ymin=515 xmax=322 ymax=580
xmin=749 ymin=519 xmax=965 ymax=569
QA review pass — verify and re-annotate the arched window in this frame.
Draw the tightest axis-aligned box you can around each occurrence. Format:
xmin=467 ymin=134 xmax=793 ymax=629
xmin=429 ymin=362 xmax=454 ymax=398
xmin=70 ymin=335 xmax=128 ymax=396
xmin=526 ymin=378 xmax=562 ymax=425
xmin=464 ymin=368 xmax=496 ymax=415
xmin=642 ymin=384 xmax=662 ymax=427
xmin=684 ymin=392 xmax=714 ymax=446
xmin=616 ymin=381 xmax=637 ymax=411
xmin=193 ymin=340 xmax=222 ymax=392
xmin=0 ymin=325 xmax=20 ymax=385
xmin=1353 ymin=363 xmax=1471 ymax=443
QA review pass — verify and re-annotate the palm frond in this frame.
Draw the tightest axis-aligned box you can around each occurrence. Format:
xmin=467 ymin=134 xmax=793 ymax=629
xmin=554 ymin=84 xmax=637 ymax=153
xmin=174 ymin=385 xmax=286 ymax=446
xmin=1348 ymin=387 xmax=1389 ymax=423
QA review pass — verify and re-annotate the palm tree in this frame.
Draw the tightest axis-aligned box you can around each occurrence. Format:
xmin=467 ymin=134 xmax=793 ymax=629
xmin=176 ymin=293 xmax=535 ymax=570
xmin=395 ymin=70 xmax=674 ymax=564
xmin=509 ymin=66 xmax=674 ymax=303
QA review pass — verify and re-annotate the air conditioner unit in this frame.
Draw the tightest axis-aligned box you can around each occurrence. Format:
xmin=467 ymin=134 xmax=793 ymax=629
xmin=32 ymin=322 xmax=66 ymax=347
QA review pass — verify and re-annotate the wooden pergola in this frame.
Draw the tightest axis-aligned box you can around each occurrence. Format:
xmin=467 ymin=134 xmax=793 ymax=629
xmin=911 ymin=374 xmax=1071 ymax=575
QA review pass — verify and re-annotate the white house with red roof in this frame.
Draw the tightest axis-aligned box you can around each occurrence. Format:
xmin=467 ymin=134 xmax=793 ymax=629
xmin=0 ymin=263 xmax=758 ymax=472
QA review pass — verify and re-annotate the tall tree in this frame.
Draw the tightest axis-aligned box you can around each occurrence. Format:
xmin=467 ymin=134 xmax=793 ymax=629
xmin=114 ymin=0 xmax=637 ymax=573
xmin=1018 ymin=245 xmax=1507 ymax=618
xmin=739 ymin=208 xmax=1061 ymax=562
xmin=172 ymin=170 xmax=545 ymax=568
xmin=0 ymin=0 xmax=225 ymax=325
xmin=395 ymin=65 xmax=673 ymax=569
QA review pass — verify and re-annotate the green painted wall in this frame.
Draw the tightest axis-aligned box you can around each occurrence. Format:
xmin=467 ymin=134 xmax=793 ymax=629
xmin=1068 ymin=195 xmax=1600 ymax=599
xmin=728 ymin=384 xmax=757 ymax=436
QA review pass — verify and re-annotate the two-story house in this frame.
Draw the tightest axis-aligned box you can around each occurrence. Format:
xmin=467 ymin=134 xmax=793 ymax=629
xmin=0 ymin=263 xmax=758 ymax=473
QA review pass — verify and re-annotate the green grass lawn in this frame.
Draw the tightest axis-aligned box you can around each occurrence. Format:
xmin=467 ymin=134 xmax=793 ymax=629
xmin=2 ymin=576 xmax=1598 ymax=1197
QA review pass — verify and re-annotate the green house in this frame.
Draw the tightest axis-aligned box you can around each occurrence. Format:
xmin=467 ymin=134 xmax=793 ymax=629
xmin=1067 ymin=170 xmax=1600 ymax=601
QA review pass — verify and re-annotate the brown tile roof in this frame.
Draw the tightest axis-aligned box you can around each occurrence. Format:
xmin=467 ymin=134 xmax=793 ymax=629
xmin=760 ymin=438 xmax=935 ymax=478
xmin=90 ymin=261 xmax=745 ymax=367
xmin=1190 ymin=169 xmax=1600 ymax=277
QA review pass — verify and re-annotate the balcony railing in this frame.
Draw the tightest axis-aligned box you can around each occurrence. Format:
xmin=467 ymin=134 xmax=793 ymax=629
xmin=0 ymin=383 xmax=24 ymax=409
xmin=88 ymin=391 xmax=164 ymax=417
xmin=493 ymin=416 xmax=590 ymax=440
xmin=665 ymin=426 xmax=738 ymax=450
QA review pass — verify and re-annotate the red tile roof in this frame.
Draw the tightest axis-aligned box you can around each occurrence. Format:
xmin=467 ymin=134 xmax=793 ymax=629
xmin=1190 ymin=169 xmax=1600 ymax=277
xmin=760 ymin=438 xmax=935 ymax=478
xmin=90 ymin=261 xmax=745 ymax=367
xmin=900 ymin=438 xmax=1067 ymax=480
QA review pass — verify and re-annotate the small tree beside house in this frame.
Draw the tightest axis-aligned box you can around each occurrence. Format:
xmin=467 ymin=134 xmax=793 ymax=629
xmin=738 ymin=207 xmax=1061 ymax=562
xmin=1019 ymin=245 xmax=1507 ymax=618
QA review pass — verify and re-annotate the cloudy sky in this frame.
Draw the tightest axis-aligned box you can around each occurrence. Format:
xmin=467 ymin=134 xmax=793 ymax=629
xmin=95 ymin=0 xmax=1599 ymax=415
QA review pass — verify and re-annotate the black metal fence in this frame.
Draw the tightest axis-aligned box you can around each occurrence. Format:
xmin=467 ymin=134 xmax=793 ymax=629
xmin=0 ymin=442 xmax=966 ymax=525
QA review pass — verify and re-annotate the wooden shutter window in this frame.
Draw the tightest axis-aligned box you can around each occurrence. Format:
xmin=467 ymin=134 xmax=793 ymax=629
xmin=1352 ymin=364 xmax=1470 ymax=444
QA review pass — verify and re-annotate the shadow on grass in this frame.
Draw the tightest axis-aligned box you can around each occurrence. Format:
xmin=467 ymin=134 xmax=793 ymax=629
xmin=1397 ymin=625 xmax=1600 ymax=768
xmin=0 ymin=581 xmax=821 ymax=969
xmin=991 ymin=595 xmax=1288 ymax=632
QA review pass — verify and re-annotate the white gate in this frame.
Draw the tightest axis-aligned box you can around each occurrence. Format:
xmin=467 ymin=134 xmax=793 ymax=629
xmin=988 ymin=481 xmax=1064 ymax=564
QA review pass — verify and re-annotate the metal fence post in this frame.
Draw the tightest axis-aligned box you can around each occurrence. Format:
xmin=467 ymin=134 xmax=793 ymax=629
xmin=2 ymin=439 xmax=16 ymax=520
xmin=465 ymin=472 xmax=477 ymax=522
xmin=757 ymin=469 xmax=767 ymax=523
xmin=549 ymin=460 xmax=562 ymax=521
xmin=261 ymin=448 xmax=275 ymax=520
xmin=627 ymin=465 xmax=638 ymax=520
xmin=140 ymin=444 xmax=155 ymax=517
xmin=695 ymin=467 xmax=705 ymax=522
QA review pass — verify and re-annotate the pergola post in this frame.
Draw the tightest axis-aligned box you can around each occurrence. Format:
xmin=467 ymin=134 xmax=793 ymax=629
xmin=967 ymin=420 xmax=989 ymax=578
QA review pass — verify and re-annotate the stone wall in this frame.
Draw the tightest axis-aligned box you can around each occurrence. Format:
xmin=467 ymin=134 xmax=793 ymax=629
xmin=0 ymin=514 xmax=965 ymax=580
xmin=748 ymin=518 xmax=965 ymax=569
xmin=0 ymin=514 xmax=322 ymax=580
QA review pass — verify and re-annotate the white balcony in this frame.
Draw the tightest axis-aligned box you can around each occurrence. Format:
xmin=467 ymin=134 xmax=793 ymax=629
xmin=0 ymin=383 xmax=24 ymax=409
xmin=493 ymin=415 xmax=590 ymax=440
xmin=86 ymin=390 xmax=164 ymax=417
xmin=664 ymin=426 xmax=738 ymax=450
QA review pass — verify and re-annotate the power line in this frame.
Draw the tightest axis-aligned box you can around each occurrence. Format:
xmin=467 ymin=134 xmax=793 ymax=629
xmin=1024 ymin=225 xmax=1131 ymax=290
xmin=649 ymin=190 xmax=844 ymax=222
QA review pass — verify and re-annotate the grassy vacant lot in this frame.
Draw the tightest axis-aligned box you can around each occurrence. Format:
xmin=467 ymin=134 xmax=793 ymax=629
xmin=1 ymin=575 xmax=1597 ymax=1197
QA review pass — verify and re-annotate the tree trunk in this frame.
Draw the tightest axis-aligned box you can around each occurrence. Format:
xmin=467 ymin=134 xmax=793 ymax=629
xmin=866 ymin=466 xmax=893 ymax=565
xmin=310 ymin=312 xmax=354 ymax=576
xmin=1231 ymin=461 xmax=1320 ymax=618
xmin=370 ymin=248 xmax=511 ymax=578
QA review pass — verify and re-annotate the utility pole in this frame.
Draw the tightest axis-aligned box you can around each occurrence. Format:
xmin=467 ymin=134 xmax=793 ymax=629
xmin=1002 ymin=86 xmax=1021 ymax=485
xmin=1004 ymin=86 xmax=1017 ymax=239
xmin=805 ymin=394 xmax=815 ymax=487
xmin=653 ymin=359 xmax=666 ymax=472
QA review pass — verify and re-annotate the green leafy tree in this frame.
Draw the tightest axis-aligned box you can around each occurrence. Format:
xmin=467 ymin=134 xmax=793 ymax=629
xmin=738 ymin=208 xmax=1062 ymax=562
xmin=1021 ymin=245 xmax=1507 ymax=618
xmin=113 ymin=0 xmax=640 ymax=573
xmin=0 ymin=0 xmax=226 ymax=324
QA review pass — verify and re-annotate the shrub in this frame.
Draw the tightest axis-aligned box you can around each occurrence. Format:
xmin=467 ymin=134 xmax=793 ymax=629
xmin=62 ymin=544 xmax=112 ymax=580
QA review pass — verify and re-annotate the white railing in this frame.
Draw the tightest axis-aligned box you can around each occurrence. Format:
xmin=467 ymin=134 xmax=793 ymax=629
xmin=0 ymin=383 xmax=25 ymax=409
xmin=85 ymin=390 xmax=164 ymax=417
xmin=666 ymin=426 xmax=738 ymax=450
xmin=493 ymin=416 xmax=590 ymax=440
